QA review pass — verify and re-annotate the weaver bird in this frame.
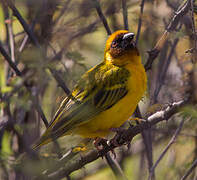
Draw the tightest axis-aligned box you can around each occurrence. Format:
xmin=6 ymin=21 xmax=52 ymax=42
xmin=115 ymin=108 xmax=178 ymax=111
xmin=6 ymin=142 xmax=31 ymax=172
xmin=33 ymin=30 xmax=147 ymax=149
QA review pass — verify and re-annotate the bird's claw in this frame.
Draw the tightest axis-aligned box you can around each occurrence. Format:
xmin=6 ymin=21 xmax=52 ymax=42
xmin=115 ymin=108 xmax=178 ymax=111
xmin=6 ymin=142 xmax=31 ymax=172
xmin=94 ymin=138 xmax=117 ymax=158
xmin=110 ymin=127 xmax=131 ymax=150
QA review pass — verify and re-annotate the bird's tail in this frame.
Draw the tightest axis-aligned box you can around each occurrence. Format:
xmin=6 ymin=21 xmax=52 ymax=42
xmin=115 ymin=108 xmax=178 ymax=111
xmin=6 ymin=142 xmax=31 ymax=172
xmin=32 ymin=136 xmax=52 ymax=150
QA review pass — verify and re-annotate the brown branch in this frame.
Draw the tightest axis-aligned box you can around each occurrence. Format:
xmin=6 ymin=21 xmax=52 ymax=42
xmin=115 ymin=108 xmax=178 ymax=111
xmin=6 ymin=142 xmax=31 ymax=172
xmin=165 ymin=0 xmax=178 ymax=10
xmin=7 ymin=16 xmax=15 ymax=63
xmin=153 ymin=38 xmax=179 ymax=102
xmin=122 ymin=0 xmax=128 ymax=30
xmin=105 ymin=153 xmax=128 ymax=180
xmin=6 ymin=0 xmax=40 ymax=48
xmin=92 ymin=0 xmax=111 ymax=35
xmin=46 ymin=100 xmax=186 ymax=179
xmin=180 ymin=158 xmax=197 ymax=180
xmin=148 ymin=119 xmax=185 ymax=180
xmin=135 ymin=0 xmax=145 ymax=45
xmin=53 ymin=0 xmax=71 ymax=26
xmin=6 ymin=0 xmax=72 ymax=96
xmin=135 ymin=106 xmax=154 ymax=179
xmin=190 ymin=0 xmax=197 ymax=49
xmin=49 ymin=68 xmax=71 ymax=96
xmin=0 ymin=42 xmax=21 ymax=76
xmin=145 ymin=0 xmax=191 ymax=71
xmin=0 ymin=42 xmax=49 ymax=127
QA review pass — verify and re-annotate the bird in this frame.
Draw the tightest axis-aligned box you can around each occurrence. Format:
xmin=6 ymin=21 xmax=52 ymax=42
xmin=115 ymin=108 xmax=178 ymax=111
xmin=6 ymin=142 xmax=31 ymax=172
xmin=33 ymin=30 xmax=147 ymax=149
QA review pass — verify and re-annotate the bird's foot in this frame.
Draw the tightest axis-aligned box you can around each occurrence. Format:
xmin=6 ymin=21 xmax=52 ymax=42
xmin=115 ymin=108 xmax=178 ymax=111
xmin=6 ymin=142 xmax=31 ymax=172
xmin=132 ymin=117 xmax=143 ymax=124
xmin=110 ymin=127 xmax=127 ymax=146
xmin=93 ymin=138 xmax=116 ymax=158
xmin=72 ymin=145 xmax=87 ymax=153
xmin=94 ymin=137 xmax=108 ymax=151
xmin=110 ymin=127 xmax=131 ymax=150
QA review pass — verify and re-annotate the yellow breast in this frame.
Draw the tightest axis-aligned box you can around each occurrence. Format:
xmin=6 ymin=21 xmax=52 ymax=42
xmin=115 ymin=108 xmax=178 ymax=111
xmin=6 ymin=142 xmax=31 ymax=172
xmin=74 ymin=60 xmax=147 ymax=138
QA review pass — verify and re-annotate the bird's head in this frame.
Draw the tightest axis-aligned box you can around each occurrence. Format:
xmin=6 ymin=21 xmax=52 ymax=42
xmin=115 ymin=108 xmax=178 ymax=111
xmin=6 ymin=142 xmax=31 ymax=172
xmin=104 ymin=30 xmax=140 ymax=66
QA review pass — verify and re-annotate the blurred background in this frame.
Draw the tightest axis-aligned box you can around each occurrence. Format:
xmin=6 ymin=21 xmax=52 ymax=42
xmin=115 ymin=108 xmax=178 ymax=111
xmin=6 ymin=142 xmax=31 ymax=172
xmin=0 ymin=0 xmax=197 ymax=179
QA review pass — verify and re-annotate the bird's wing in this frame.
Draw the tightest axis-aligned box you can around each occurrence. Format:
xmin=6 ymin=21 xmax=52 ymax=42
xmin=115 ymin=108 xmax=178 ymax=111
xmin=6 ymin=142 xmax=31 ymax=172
xmin=34 ymin=63 xmax=130 ymax=148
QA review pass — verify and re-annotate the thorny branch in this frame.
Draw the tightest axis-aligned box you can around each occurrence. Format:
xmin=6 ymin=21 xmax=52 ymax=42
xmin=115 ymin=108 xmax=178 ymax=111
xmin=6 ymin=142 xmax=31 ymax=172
xmin=45 ymin=100 xmax=186 ymax=179
xmin=145 ymin=0 xmax=191 ymax=71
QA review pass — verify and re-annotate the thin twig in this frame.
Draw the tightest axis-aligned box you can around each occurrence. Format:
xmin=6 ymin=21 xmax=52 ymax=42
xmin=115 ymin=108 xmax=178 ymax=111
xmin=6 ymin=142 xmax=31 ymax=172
xmin=53 ymin=0 xmax=71 ymax=26
xmin=92 ymin=0 xmax=111 ymax=35
xmin=180 ymin=158 xmax=197 ymax=180
xmin=135 ymin=106 xmax=154 ymax=179
xmin=49 ymin=68 xmax=71 ymax=95
xmin=105 ymin=153 xmax=128 ymax=180
xmin=145 ymin=0 xmax=191 ymax=71
xmin=153 ymin=38 xmax=179 ymax=102
xmin=0 ymin=42 xmax=21 ymax=76
xmin=122 ymin=0 xmax=128 ymax=30
xmin=6 ymin=0 xmax=40 ymax=48
xmin=7 ymin=17 xmax=15 ymax=62
xmin=165 ymin=0 xmax=177 ymax=10
xmin=19 ymin=7 xmax=41 ymax=52
xmin=135 ymin=0 xmax=145 ymax=45
xmin=148 ymin=119 xmax=185 ymax=180
xmin=0 ymin=42 xmax=49 ymax=127
xmin=6 ymin=0 xmax=71 ymax=96
xmin=190 ymin=0 xmax=197 ymax=49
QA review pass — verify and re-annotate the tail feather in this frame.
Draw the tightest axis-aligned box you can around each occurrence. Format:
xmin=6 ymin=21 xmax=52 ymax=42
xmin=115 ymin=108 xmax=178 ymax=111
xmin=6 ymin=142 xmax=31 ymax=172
xmin=32 ymin=136 xmax=52 ymax=150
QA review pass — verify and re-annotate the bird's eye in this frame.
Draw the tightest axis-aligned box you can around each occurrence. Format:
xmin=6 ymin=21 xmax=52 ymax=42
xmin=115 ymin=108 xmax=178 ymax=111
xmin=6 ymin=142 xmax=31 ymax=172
xmin=111 ymin=41 xmax=117 ymax=47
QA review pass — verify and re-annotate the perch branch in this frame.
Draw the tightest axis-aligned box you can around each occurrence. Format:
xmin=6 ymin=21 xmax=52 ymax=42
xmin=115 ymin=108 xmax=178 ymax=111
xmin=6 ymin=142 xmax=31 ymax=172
xmin=46 ymin=100 xmax=186 ymax=179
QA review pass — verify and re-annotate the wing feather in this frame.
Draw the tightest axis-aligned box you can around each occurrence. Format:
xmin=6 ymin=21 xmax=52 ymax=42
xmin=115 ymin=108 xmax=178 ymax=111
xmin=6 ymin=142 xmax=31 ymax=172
xmin=35 ymin=63 xmax=130 ymax=148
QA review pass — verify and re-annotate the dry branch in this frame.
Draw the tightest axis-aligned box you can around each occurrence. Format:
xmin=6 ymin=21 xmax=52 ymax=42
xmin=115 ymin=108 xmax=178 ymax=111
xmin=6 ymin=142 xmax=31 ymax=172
xmin=145 ymin=0 xmax=191 ymax=71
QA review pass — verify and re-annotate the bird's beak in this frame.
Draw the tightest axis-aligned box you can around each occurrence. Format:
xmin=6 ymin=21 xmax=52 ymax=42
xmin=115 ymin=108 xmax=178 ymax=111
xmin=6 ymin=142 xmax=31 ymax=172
xmin=122 ymin=33 xmax=135 ymax=41
xmin=122 ymin=32 xmax=135 ymax=49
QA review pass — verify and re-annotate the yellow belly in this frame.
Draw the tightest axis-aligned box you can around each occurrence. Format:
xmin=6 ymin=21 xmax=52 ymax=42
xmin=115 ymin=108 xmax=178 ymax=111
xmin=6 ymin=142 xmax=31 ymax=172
xmin=74 ymin=63 xmax=147 ymax=138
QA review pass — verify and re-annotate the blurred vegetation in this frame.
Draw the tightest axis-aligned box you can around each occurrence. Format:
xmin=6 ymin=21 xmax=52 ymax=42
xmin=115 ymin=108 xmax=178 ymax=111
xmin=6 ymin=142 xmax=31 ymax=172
xmin=0 ymin=0 xmax=197 ymax=180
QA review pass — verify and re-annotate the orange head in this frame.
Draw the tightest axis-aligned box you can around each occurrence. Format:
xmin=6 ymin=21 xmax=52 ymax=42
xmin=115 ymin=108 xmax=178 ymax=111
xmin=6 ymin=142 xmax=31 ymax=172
xmin=104 ymin=30 xmax=140 ymax=66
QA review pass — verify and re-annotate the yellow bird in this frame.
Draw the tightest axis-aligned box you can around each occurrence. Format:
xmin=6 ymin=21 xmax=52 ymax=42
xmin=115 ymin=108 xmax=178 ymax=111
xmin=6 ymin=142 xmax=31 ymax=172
xmin=33 ymin=30 xmax=147 ymax=149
